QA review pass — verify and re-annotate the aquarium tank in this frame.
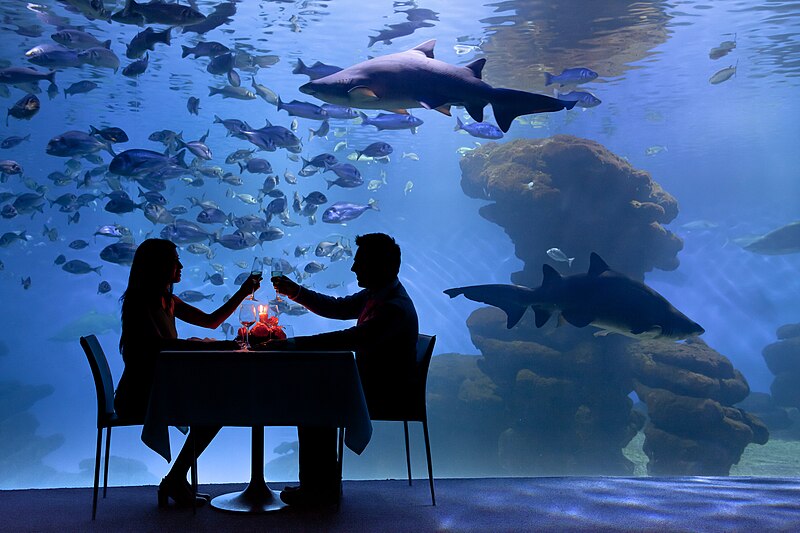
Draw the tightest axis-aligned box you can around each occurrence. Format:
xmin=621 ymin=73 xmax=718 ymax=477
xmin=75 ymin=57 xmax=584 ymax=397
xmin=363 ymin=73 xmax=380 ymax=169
xmin=0 ymin=0 xmax=798 ymax=489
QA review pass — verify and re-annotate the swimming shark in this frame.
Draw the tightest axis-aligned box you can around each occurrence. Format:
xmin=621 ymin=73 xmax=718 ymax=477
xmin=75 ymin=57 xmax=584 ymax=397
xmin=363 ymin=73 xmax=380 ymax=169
xmin=444 ymin=253 xmax=704 ymax=341
xmin=299 ymin=39 xmax=576 ymax=133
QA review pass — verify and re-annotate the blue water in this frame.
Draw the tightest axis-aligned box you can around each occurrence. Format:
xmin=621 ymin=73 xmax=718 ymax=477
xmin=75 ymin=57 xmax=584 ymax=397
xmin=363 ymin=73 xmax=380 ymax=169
xmin=0 ymin=0 xmax=798 ymax=488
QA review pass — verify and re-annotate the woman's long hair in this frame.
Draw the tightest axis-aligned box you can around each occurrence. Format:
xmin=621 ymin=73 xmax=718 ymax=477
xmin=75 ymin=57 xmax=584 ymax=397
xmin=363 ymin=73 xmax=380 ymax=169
xmin=119 ymin=239 xmax=177 ymax=353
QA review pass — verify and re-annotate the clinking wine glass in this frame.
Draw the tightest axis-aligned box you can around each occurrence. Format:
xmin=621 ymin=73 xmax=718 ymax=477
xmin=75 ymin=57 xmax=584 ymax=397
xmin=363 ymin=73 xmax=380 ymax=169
xmin=271 ymin=268 xmax=283 ymax=314
xmin=238 ymin=300 xmax=258 ymax=349
xmin=248 ymin=257 xmax=263 ymax=300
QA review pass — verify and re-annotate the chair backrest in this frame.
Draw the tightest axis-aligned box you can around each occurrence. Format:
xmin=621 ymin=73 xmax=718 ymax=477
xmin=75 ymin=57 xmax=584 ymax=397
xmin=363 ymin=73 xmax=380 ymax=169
xmin=80 ymin=335 xmax=116 ymax=424
xmin=416 ymin=334 xmax=436 ymax=384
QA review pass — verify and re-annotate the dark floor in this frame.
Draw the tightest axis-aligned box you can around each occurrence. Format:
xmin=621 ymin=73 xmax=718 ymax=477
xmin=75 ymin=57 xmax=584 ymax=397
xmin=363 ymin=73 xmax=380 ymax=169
xmin=2 ymin=477 xmax=800 ymax=532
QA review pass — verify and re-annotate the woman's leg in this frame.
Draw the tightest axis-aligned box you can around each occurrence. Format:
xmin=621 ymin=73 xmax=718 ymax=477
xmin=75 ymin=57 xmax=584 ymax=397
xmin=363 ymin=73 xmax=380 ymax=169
xmin=167 ymin=425 xmax=221 ymax=480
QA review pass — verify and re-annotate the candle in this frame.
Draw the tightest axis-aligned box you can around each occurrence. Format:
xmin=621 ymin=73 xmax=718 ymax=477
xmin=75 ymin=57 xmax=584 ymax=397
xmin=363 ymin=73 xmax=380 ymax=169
xmin=258 ymin=304 xmax=268 ymax=323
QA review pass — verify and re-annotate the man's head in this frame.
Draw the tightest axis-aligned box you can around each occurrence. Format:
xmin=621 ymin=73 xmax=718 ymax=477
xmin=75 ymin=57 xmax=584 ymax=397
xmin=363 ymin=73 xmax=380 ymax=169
xmin=351 ymin=233 xmax=401 ymax=289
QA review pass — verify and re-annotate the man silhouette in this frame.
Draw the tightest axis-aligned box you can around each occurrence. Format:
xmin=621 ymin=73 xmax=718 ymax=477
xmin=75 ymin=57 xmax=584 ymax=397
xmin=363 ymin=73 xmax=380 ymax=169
xmin=269 ymin=233 xmax=419 ymax=507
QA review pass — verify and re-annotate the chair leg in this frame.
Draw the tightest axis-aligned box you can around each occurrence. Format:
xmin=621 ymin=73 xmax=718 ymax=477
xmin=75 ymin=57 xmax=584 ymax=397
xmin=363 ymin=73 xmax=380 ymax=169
xmin=103 ymin=427 xmax=111 ymax=498
xmin=92 ymin=427 xmax=102 ymax=520
xmin=191 ymin=435 xmax=197 ymax=515
xmin=337 ymin=428 xmax=345 ymax=512
xmin=403 ymin=421 xmax=412 ymax=486
xmin=422 ymin=419 xmax=435 ymax=506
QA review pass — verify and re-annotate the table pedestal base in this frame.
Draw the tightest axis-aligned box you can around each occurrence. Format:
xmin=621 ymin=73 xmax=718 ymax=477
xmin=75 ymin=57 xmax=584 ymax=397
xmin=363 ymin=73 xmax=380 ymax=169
xmin=210 ymin=480 xmax=286 ymax=513
xmin=210 ymin=425 xmax=287 ymax=513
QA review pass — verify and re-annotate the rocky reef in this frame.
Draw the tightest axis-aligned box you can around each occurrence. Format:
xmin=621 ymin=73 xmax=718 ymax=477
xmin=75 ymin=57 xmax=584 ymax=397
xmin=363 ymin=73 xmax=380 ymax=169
xmin=764 ymin=322 xmax=800 ymax=409
xmin=431 ymin=135 xmax=767 ymax=476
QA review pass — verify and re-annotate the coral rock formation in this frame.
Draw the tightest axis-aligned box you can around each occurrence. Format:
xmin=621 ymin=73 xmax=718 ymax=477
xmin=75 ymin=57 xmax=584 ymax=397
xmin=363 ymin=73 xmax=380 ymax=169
xmin=437 ymin=135 xmax=767 ymax=476
xmin=629 ymin=339 xmax=767 ymax=475
xmin=764 ymin=322 xmax=800 ymax=409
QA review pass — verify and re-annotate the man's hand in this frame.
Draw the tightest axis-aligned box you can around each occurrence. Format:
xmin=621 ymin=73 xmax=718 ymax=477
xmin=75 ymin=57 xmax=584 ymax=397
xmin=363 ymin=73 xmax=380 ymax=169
xmin=271 ymin=275 xmax=300 ymax=298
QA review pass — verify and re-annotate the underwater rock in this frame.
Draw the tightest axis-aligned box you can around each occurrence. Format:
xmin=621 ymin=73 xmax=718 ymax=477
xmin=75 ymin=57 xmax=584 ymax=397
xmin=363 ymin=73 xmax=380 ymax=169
xmin=0 ymin=381 xmax=66 ymax=489
xmin=764 ymin=323 xmax=800 ymax=411
xmin=459 ymin=135 xmax=681 ymax=284
xmin=629 ymin=339 xmax=768 ymax=476
xmin=735 ymin=391 xmax=792 ymax=433
xmin=777 ymin=323 xmax=800 ymax=340
xmin=628 ymin=339 xmax=750 ymax=405
xmin=454 ymin=135 xmax=762 ymax=476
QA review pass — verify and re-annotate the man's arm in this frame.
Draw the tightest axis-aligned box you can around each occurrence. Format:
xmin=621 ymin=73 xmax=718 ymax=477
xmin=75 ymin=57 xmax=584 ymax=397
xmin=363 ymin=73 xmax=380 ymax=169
xmin=290 ymin=285 xmax=369 ymax=321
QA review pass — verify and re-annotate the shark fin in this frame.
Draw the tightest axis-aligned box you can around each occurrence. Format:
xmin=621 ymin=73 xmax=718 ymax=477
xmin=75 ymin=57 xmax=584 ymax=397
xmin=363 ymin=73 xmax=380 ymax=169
xmin=348 ymin=86 xmax=380 ymax=103
xmin=561 ymin=309 xmax=594 ymax=328
xmin=587 ymin=252 xmax=610 ymax=276
xmin=490 ymin=88 xmax=576 ymax=133
xmin=504 ymin=305 xmax=526 ymax=329
xmin=541 ymin=264 xmax=562 ymax=287
xmin=533 ymin=309 xmax=551 ymax=328
xmin=411 ymin=39 xmax=436 ymax=59
xmin=465 ymin=103 xmax=484 ymax=123
xmin=387 ymin=108 xmax=409 ymax=115
xmin=419 ymin=98 xmax=448 ymax=111
xmin=434 ymin=105 xmax=452 ymax=116
xmin=464 ymin=58 xmax=486 ymax=79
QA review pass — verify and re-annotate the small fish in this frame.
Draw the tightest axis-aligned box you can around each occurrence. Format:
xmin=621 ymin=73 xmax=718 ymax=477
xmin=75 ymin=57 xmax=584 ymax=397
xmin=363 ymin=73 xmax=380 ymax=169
xmin=187 ymin=96 xmax=200 ymax=115
xmin=333 ymin=141 xmax=348 ymax=152
xmin=204 ymin=272 xmax=225 ymax=286
xmin=64 ymin=80 xmax=99 ymax=98
xmin=709 ymin=63 xmax=737 ymax=85
xmin=404 ymin=181 xmax=414 ymax=195
xmin=290 ymin=119 xmax=298 ymax=132
xmin=54 ymin=253 xmax=67 ymax=265
xmin=1 ymin=134 xmax=31 ymax=149
xmin=7 ymin=94 xmax=40 ymax=126
xmin=544 ymin=67 xmax=598 ymax=87
xmin=645 ymin=145 xmax=668 ymax=156
xmin=355 ymin=142 xmax=393 ymax=160
xmin=62 ymin=259 xmax=102 ymax=275
xmin=122 ymin=53 xmax=149 ymax=78
xmin=97 ymin=280 xmax=111 ymax=294
xmin=454 ymin=117 xmax=503 ymax=139
xmin=69 ymin=239 xmax=90 ymax=249
xmin=553 ymin=89 xmax=601 ymax=109
xmin=178 ymin=290 xmax=214 ymax=303
xmin=21 ymin=276 xmax=31 ymax=289
xmin=208 ymin=85 xmax=256 ymax=100
xmin=546 ymin=247 xmax=575 ymax=267
xmin=321 ymin=199 xmax=379 ymax=224
xmin=402 ymin=152 xmax=419 ymax=160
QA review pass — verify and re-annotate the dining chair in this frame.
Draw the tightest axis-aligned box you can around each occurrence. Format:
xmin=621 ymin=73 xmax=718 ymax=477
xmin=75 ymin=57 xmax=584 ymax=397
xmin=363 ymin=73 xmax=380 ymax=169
xmin=367 ymin=334 xmax=437 ymax=505
xmin=80 ymin=334 xmax=143 ymax=520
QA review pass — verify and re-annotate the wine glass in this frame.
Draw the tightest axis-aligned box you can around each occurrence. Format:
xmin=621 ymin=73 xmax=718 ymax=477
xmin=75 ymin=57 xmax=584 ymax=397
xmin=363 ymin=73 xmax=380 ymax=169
xmin=248 ymin=257 xmax=263 ymax=300
xmin=271 ymin=267 xmax=283 ymax=314
xmin=238 ymin=300 xmax=258 ymax=349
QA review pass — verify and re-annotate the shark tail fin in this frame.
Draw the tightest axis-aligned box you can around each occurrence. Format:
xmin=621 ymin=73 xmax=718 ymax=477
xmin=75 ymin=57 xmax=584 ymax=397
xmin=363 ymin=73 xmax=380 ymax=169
xmin=490 ymin=88 xmax=576 ymax=133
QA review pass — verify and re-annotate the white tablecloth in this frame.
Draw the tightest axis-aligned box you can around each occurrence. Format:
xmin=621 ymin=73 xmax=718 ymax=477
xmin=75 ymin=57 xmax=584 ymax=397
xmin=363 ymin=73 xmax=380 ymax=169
xmin=142 ymin=350 xmax=372 ymax=462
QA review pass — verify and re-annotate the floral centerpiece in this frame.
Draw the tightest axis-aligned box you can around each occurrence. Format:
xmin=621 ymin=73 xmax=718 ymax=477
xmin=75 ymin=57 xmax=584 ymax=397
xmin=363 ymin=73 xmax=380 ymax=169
xmin=246 ymin=305 xmax=287 ymax=344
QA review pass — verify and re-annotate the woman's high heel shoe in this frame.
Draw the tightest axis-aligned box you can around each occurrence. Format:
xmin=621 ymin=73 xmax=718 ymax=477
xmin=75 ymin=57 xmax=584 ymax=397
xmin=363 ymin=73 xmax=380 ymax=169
xmin=158 ymin=475 xmax=207 ymax=508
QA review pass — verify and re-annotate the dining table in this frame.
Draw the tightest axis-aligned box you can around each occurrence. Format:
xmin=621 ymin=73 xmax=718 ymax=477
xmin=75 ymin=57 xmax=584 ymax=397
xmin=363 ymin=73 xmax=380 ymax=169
xmin=142 ymin=349 xmax=372 ymax=513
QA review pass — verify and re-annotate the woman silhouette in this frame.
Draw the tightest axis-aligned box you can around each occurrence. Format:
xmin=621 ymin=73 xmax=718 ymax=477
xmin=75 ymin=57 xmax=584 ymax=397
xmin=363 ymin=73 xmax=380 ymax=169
xmin=115 ymin=238 xmax=261 ymax=507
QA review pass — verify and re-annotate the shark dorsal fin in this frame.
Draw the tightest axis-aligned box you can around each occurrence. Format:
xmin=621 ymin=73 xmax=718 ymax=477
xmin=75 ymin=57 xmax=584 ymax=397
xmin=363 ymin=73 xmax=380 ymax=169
xmin=464 ymin=58 xmax=486 ymax=79
xmin=588 ymin=252 xmax=610 ymax=276
xmin=542 ymin=263 xmax=561 ymax=287
xmin=411 ymin=39 xmax=436 ymax=59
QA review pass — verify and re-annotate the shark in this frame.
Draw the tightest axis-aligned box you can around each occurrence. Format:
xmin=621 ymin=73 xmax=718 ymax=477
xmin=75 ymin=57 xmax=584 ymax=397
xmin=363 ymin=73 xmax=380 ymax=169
xmin=298 ymin=39 xmax=576 ymax=133
xmin=444 ymin=253 xmax=704 ymax=342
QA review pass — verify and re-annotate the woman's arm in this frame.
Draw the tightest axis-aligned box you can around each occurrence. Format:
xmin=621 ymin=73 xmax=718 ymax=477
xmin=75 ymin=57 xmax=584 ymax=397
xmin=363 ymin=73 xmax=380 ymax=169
xmin=174 ymin=274 xmax=261 ymax=329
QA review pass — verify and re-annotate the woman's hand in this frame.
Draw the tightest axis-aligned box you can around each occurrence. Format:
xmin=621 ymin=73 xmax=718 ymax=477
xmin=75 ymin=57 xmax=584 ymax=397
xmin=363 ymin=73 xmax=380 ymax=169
xmin=272 ymin=275 xmax=300 ymax=298
xmin=240 ymin=273 xmax=262 ymax=296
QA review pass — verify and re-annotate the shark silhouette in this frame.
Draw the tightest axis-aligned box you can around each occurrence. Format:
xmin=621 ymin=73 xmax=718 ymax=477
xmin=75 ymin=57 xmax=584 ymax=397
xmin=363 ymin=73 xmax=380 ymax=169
xmin=445 ymin=253 xmax=704 ymax=341
xmin=299 ymin=40 xmax=576 ymax=133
